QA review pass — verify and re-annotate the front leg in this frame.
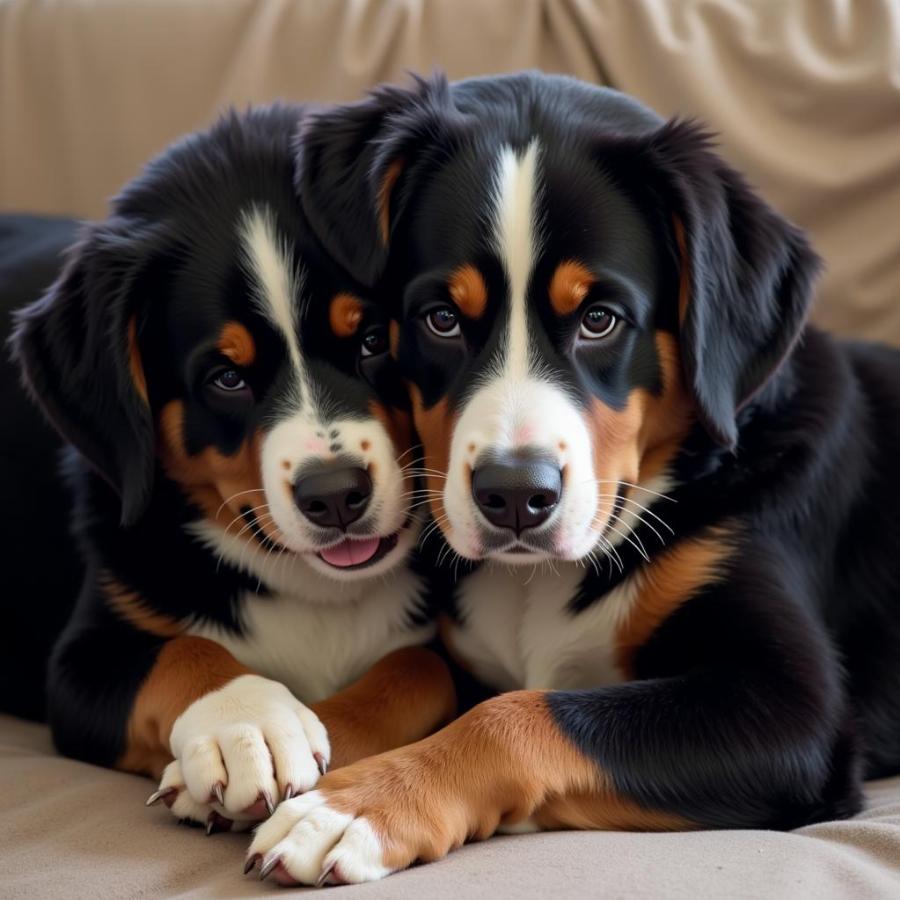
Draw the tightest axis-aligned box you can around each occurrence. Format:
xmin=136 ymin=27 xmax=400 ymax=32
xmin=248 ymin=591 xmax=856 ymax=885
xmin=245 ymin=690 xmax=682 ymax=885
xmin=311 ymin=645 xmax=457 ymax=768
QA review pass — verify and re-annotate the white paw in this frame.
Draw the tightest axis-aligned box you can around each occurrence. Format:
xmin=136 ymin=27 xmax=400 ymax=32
xmin=147 ymin=758 xmax=255 ymax=833
xmin=247 ymin=791 xmax=392 ymax=885
xmin=149 ymin=674 xmax=329 ymax=823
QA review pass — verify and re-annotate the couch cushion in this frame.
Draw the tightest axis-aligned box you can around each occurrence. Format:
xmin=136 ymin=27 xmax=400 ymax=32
xmin=2 ymin=713 xmax=899 ymax=899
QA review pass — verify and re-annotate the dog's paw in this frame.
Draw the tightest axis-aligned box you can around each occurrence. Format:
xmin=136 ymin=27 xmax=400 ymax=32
xmin=146 ymin=758 xmax=255 ymax=833
xmin=147 ymin=674 xmax=329 ymax=826
xmin=245 ymin=790 xmax=393 ymax=886
xmin=243 ymin=749 xmax=474 ymax=886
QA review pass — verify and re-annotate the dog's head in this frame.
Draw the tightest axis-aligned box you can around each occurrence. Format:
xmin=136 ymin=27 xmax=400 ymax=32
xmin=298 ymin=73 xmax=820 ymax=566
xmin=12 ymin=106 xmax=416 ymax=584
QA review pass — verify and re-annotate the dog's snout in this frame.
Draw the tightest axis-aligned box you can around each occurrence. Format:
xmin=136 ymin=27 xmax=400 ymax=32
xmin=471 ymin=452 xmax=562 ymax=534
xmin=294 ymin=461 xmax=372 ymax=530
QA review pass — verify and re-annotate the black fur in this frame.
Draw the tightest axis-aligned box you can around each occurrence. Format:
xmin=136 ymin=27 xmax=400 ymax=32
xmin=0 ymin=216 xmax=83 ymax=720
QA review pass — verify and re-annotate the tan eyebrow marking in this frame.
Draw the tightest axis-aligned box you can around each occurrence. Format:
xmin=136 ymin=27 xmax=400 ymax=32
xmin=389 ymin=320 xmax=400 ymax=358
xmin=217 ymin=321 xmax=256 ymax=366
xmin=549 ymin=260 xmax=596 ymax=317
xmin=448 ymin=264 xmax=488 ymax=320
xmin=329 ymin=293 xmax=364 ymax=338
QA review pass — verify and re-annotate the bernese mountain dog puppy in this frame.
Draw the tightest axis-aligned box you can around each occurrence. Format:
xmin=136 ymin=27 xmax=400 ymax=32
xmin=11 ymin=105 xmax=455 ymax=834
xmin=244 ymin=73 xmax=900 ymax=885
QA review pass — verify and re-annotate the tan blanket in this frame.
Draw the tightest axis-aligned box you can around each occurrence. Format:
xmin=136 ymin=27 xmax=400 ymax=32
xmin=2 ymin=714 xmax=900 ymax=899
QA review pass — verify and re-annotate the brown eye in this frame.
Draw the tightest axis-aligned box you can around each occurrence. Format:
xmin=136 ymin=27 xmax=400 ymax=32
xmin=426 ymin=307 xmax=460 ymax=337
xmin=211 ymin=368 xmax=248 ymax=392
xmin=361 ymin=327 xmax=388 ymax=358
xmin=580 ymin=306 xmax=618 ymax=339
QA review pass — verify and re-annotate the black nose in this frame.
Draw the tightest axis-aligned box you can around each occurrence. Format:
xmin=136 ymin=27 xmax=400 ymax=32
xmin=294 ymin=462 xmax=372 ymax=530
xmin=471 ymin=452 xmax=562 ymax=534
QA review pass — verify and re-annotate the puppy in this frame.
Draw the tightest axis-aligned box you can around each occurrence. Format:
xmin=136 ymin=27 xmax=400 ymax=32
xmin=247 ymin=73 xmax=900 ymax=884
xmin=11 ymin=105 xmax=454 ymax=833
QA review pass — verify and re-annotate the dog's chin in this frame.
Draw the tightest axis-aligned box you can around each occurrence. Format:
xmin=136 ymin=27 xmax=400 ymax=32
xmin=489 ymin=547 xmax=553 ymax=566
xmin=442 ymin=514 xmax=602 ymax=566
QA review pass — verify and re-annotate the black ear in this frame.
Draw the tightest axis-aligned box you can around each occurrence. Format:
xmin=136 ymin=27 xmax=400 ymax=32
xmin=294 ymin=72 xmax=455 ymax=286
xmin=636 ymin=121 xmax=821 ymax=449
xmin=11 ymin=220 xmax=159 ymax=525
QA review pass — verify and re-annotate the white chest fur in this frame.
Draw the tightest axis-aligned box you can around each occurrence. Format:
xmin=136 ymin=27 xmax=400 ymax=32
xmin=188 ymin=566 xmax=434 ymax=704
xmin=447 ymin=562 xmax=639 ymax=692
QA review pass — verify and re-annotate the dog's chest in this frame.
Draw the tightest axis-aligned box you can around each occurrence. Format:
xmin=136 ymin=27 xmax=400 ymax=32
xmin=447 ymin=563 xmax=638 ymax=692
xmin=188 ymin=569 xmax=434 ymax=704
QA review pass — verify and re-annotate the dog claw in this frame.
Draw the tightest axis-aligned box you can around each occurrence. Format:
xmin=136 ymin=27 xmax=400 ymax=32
xmin=314 ymin=752 xmax=328 ymax=776
xmin=243 ymin=853 xmax=261 ymax=875
xmin=283 ymin=783 xmax=294 ymax=802
xmin=316 ymin=862 xmax=336 ymax=888
xmin=206 ymin=810 xmax=232 ymax=835
xmin=259 ymin=854 xmax=281 ymax=881
xmin=212 ymin=781 xmax=225 ymax=806
xmin=145 ymin=787 xmax=176 ymax=807
xmin=263 ymin=791 xmax=276 ymax=816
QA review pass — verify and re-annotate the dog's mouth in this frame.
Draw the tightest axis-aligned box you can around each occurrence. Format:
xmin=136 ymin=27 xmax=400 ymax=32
xmin=316 ymin=532 xmax=400 ymax=570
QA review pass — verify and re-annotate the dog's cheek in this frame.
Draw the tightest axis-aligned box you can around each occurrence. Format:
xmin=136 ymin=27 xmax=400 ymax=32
xmin=158 ymin=399 xmax=270 ymax=533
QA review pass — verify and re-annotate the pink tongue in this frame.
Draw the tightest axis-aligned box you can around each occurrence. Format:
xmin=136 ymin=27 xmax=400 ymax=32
xmin=319 ymin=537 xmax=381 ymax=568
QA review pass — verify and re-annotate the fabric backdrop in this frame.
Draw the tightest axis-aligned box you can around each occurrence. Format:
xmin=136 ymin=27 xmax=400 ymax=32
xmin=2 ymin=1 xmax=898 ymax=342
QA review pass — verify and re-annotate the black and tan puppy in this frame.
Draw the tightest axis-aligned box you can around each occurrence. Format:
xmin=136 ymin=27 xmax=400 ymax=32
xmin=11 ymin=105 xmax=454 ymax=833
xmin=247 ymin=73 xmax=900 ymax=884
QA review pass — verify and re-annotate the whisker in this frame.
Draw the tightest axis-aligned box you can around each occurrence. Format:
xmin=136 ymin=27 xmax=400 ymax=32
xmin=215 ymin=488 xmax=266 ymax=519
xmin=602 ymin=505 xmax=667 ymax=549
xmin=395 ymin=444 xmax=423 ymax=465
xmin=237 ymin=512 xmax=274 ymax=541
xmin=604 ymin=522 xmax=650 ymax=562
xmin=585 ymin=548 xmax=603 ymax=577
xmin=418 ymin=514 xmax=450 ymax=550
xmin=597 ymin=535 xmax=624 ymax=573
xmin=231 ymin=502 xmax=272 ymax=523
xmin=418 ymin=515 xmax=449 ymax=545
xmin=400 ymin=467 xmax=449 ymax=479
xmin=437 ymin=541 xmax=455 ymax=568
xmin=596 ymin=493 xmax=674 ymax=534
xmin=591 ymin=479 xmax=677 ymax=502
xmin=607 ymin=512 xmax=650 ymax=559
xmin=399 ymin=472 xmax=447 ymax=484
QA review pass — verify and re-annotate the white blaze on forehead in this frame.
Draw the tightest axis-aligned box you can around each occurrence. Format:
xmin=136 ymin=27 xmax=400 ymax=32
xmin=238 ymin=205 xmax=304 ymax=375
xmin=489 ymin=141 xmax=542 ymax=380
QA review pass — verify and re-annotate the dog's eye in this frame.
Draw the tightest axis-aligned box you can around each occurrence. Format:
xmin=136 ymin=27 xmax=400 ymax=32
xmin=580 ymin=306 xmax=619 ymax=340
xmin=211 ymin=368 xmax=248 ymax=392
xmin=361 ymin=327 xmax=388 ymax=358
xmin=426 ymin=307 xmax=461 ymax=338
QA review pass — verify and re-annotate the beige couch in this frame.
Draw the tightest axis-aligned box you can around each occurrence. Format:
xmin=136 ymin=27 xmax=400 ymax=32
xmin=2 ymin=1 xmax=900 ymax=897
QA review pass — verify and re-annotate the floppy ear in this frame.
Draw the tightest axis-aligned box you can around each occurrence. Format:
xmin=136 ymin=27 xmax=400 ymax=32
xmin=635 ymin=121 xmax=821 ymax=449
xmin=294 ymin=73 xmax=456 ymax=286
xmin=11 ymin=220 xmax=159 ymax=525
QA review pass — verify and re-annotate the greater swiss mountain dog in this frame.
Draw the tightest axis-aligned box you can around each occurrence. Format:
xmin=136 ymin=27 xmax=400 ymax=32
xmin=245 ymin=72 xmax=900 ymax=884
xmin=10 ymin=105 xmax=455 ymax=834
